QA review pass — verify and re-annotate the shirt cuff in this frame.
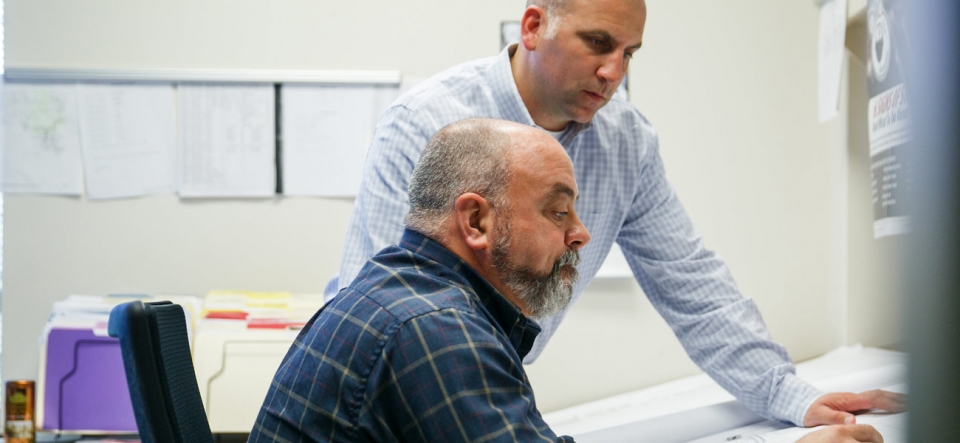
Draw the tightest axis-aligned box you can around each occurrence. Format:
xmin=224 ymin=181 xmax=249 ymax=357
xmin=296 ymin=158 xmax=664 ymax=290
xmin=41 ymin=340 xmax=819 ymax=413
xmin=768 ymin=372 xmax=824 ymax=426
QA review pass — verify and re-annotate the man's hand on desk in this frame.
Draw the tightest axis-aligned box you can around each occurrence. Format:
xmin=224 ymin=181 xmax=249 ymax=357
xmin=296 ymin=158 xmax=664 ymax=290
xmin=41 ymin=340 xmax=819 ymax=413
xmin=797 ymin=424 xmax=884 ymax=443
xmin=803 ymin=389 xmax=908 ymax=427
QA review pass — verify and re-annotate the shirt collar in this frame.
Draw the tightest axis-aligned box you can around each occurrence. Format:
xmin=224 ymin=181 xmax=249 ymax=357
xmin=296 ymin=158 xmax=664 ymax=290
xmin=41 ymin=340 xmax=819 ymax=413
xmin=398 ymin=228 xmax=542 ymax=359
xmin=486 ymin=44 xmax=593 ymax=139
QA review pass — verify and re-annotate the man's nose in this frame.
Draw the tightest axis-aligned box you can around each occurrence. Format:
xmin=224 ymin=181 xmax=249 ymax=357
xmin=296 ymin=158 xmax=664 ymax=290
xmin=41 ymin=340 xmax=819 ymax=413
xmin=597 ymin=52 xmax=627 ymax=85
xmin=566 ymin=212 xmax=591 ymax=250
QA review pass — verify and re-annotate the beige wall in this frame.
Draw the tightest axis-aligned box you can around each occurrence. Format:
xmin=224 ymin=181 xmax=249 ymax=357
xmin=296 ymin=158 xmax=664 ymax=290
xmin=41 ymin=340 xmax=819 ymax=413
xmin=2 ymin=0 xmax=902 ymax=413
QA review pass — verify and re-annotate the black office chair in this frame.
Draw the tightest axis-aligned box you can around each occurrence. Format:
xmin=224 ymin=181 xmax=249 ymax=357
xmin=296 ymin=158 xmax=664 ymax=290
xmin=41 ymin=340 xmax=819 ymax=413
xmin=108 ymin=300 xmax=215 ymax=443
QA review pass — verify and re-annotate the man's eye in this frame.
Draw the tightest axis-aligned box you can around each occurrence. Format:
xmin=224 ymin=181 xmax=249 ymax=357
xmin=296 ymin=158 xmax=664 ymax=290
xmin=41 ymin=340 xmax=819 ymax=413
xmin=554 ymin=212 xmax=569 ymax=220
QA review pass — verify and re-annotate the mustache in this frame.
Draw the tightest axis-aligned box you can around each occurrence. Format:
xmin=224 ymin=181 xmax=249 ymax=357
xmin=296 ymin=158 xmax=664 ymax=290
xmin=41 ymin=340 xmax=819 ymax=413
xmin=553 ymin=249 xmax=581 ymax=276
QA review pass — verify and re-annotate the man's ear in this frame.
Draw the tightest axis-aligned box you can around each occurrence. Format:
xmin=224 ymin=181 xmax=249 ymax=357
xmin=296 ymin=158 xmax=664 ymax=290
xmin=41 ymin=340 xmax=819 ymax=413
xmin=454 ymin=193 xmax=494 ymax=251
xmin=519 ymin=6 xmax=547 ymax=51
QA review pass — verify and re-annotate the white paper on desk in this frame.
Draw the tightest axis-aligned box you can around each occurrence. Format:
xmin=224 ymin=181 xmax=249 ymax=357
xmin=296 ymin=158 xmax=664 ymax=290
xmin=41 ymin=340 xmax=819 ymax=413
xmin=689 ymin=411 xmax=907 ymax=443
xmin=818 ymin=0 xmax=847 ymax=122
xmin=575 ymin=400 xmax=764 ymax=443
xmin=686 ymin=351 xmax=908 ymax=443
xmin=546 ymin=370 xmax=736 ymax=437
xmin=1 ymin=81 xmax=84 ymax=195
xmin=178 ymin=83 xmax=276 ymax=198
xmin=77 ymin=83 xmax=177 ymax=200
xmin=281 ymin=84 xmax=398 ymax=197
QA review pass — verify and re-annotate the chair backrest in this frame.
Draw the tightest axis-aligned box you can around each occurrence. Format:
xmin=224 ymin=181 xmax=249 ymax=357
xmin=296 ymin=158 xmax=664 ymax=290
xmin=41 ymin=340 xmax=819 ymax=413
xmin=108 ymin=300 xmax=214 ymax=443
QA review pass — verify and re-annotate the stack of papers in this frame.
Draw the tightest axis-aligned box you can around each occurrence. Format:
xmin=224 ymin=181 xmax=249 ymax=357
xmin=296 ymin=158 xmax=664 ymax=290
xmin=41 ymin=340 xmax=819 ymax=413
xmin=201 ymin=290 xmax=325 ymax=330
xmin=44 ymin=293 xmax=202 ymax=339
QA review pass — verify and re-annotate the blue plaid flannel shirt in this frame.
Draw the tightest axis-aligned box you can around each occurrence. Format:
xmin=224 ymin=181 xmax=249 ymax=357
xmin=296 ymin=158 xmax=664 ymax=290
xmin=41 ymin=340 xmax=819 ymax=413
xmin=251 ymin=229 xmax=574 ymax=442
xmin=328 ymin=45 xmax=822 ymax=426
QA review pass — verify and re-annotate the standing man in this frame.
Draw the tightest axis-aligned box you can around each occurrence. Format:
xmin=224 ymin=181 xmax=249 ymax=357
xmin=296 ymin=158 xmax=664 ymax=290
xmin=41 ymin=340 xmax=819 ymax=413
xmin=332 ymin=0 xmax=905 ymax=429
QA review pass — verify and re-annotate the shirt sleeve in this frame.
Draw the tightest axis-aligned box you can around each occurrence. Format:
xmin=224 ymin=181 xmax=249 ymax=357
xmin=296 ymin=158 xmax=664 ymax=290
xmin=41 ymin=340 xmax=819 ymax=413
xmin=330 ymin=105 xmax=432 ymax=299
xmin=359 ymin=308 xmax=575 ymax=443
xmin=617 ymin=129 xmax=822 ymax=426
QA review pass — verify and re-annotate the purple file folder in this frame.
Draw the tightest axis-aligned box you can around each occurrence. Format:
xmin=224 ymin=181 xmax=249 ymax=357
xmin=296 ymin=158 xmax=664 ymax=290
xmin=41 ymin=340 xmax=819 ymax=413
xmin=42 ymin=328 xmax=137 ymax=432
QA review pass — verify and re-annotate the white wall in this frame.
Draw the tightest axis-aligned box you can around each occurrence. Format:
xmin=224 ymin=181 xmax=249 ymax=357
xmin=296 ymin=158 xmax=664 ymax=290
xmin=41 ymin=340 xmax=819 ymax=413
xmin=3 ymin=0 xmax=902 ymax=414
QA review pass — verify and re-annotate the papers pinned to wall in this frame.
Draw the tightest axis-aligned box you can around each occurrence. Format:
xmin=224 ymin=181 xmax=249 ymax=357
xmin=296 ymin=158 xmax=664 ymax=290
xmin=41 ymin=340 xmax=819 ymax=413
xmin=280 ymin=84 xmax=399 ymax=197
xmin=77 ymin=83 xmax=177 ymax=200
xmin=1 ymin=82 xmax=84 ymax=195
xmin=500 ymin=21 xmax=521 ymax=50
xmin=867 ymin=0 xmax=912 ymax=238
xmin=178 ymin=84 xmax=277 ymax=198
xmin=1 ymin=78 xmax=402 ymax=200
xmin=818 ymin=0 xmax=848 ymax=122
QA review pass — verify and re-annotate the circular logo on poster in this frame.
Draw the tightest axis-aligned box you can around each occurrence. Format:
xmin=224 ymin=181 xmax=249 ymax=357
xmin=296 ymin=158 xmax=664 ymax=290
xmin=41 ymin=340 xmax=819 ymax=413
xmin=870 ymin=2 xmax=891 ymax=82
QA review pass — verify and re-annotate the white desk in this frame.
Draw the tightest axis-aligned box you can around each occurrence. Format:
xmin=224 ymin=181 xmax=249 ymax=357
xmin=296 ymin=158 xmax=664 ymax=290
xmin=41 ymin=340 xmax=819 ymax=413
xmin=543 ymin=345 xmax=907 ymax=442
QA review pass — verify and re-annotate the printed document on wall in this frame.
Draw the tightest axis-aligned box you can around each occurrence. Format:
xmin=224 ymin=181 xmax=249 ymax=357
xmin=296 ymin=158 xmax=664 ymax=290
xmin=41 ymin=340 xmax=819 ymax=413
xmin=818 ymin=0 xmax=847 ymax=122
xmin=178 ymin=84 xmax=275 ymax=198
xmin=281 ymin=84 xmax=398 ymax=197
xmin=866 ymin=0 xmax=911 ymax=238
xmin=77 ymin=83 xmax=177 ymax=200
xmin=1 ymin=82 xmax=84 ymax=195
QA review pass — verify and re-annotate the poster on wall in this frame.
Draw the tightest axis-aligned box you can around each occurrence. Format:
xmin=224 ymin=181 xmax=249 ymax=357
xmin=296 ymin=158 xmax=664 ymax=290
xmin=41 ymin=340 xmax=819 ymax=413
xmin=867 ymin=0 xmax=913 ymax=238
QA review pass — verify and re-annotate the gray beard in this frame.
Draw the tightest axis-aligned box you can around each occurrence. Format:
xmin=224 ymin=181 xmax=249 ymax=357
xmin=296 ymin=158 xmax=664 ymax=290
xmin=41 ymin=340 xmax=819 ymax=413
xmin=491 ymin=219 xmax=580 ymax=320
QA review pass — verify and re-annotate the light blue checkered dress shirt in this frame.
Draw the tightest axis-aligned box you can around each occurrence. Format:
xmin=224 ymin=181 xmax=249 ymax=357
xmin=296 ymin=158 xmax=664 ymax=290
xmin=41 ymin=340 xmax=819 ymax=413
xmin=331 ymin=45 xmax=822 ymax=426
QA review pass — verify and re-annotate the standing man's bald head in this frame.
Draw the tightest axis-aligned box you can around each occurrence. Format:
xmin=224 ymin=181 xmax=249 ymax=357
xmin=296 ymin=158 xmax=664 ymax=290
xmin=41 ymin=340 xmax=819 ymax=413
xmin=525 ymin=0 xmax=646 ymax=39
xmin=512 ymin=0 xmax=647 ymax=131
